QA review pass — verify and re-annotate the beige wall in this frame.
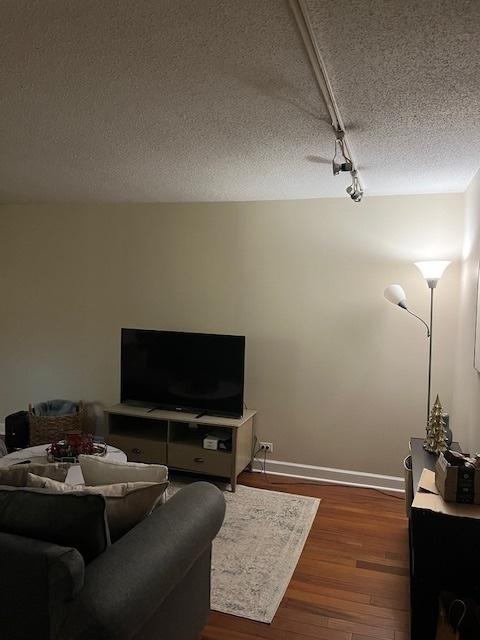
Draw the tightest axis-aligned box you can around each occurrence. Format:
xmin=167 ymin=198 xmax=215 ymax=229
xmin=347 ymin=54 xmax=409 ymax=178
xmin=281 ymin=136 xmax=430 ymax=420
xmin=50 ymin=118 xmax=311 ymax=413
xmin=0 ymin=195 xmax=464 ymax=475
xmin=452 ymin=170 xmax=480 ymax=451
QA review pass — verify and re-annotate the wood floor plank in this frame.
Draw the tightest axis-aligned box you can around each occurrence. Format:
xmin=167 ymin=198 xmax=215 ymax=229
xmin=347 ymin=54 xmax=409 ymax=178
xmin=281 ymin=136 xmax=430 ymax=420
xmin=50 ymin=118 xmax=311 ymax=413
xmin=295 ymin=557 xmax=410 ymax=587
xmin=203 ymin=471 xmax=410 ymax=639
xmin=301 ymin=546 xmax=408 ymax=570
xmin=327 ymin=616 xmax=395 ymax=640
xmin=356 ymin=560 xmax=409 ymax=577
xmin=287 ymin=578 xmax=372 ymax=604
xmin=207 ymin=612 xmax=351 ymax=640
xmin=274 ymin=606 xmax=331 ymax=630
xmin=286 ymin=587 xmax=409 ymax=627
xmin=291 ymin=572 xmax=409 ymax=601
xmin=278 ymin=605 xmax=396 ymax=640
xmin=370 ymin=594 xmax=410 ymax=612
xmin=385 ymin=551 xmax=409 ymax=562
xmin=292 ymin=570 xmax=409 ymax=601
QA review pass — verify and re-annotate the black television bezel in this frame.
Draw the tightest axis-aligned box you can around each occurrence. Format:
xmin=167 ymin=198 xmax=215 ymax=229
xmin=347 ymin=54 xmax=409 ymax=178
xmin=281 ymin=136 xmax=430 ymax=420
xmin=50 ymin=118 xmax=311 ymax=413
xmin=120 ymin=328 xmax=245 ymax=418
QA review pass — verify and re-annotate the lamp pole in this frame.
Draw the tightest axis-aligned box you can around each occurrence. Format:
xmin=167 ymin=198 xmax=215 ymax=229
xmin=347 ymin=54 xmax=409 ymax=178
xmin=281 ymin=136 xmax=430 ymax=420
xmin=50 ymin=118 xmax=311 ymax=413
xmin=403 ymin=302 xmax=431 ymax=419
xmin=426 ymin=285 xmax=434 ymax=422
xmin=406 ymin=284 xmax=434 ymax=422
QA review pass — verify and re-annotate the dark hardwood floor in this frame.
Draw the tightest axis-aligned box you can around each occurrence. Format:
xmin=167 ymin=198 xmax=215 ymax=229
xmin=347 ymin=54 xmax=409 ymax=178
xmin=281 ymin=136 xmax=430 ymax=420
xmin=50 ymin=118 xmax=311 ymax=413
xmin=202 ymin=471 xmax=410 ymax=640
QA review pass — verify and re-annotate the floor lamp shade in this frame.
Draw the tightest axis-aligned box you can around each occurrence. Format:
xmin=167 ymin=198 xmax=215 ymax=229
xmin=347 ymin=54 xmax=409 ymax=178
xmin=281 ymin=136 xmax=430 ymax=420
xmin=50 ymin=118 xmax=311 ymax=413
xmin=384 ymin=284 xmax=407 ymax=308
xmin=414 ymin=261 xmax=451 ymax=286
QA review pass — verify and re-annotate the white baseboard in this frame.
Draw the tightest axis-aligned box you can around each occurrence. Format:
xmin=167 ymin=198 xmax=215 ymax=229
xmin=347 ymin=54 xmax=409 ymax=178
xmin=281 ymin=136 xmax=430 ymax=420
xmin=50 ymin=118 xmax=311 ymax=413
xmin=252 ymin=457 xmax=405 ymax=493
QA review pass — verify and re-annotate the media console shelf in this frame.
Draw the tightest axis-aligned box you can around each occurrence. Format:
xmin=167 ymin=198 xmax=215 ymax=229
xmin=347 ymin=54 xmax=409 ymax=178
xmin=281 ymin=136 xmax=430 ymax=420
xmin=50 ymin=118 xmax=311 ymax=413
xmin=105 ymin=404 xmax=257 ymax=491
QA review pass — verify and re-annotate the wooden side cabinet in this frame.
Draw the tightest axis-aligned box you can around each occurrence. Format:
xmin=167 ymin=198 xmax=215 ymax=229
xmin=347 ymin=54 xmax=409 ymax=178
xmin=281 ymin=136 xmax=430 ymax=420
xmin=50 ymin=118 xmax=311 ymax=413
xmin=408 ymin=437 xmax=480 ymax=640
xmin=105 ymin=404 xmax=257 ymax=491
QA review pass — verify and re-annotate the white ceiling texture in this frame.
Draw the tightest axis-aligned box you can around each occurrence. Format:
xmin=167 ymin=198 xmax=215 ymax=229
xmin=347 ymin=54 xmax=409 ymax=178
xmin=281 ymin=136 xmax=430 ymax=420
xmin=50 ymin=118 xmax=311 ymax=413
xmin=1 ymin=0 xmax=479 ymax=202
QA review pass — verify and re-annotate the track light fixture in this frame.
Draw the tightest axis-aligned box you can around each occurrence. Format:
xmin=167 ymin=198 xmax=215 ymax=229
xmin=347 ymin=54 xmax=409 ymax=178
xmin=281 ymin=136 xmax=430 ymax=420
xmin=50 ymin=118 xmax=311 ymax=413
xmin=289 ymin=0 xmax=365 ymax=203
xmin=332 ymin=130 xmax=353 ymax=176
xmin=346 ymin=170 xmax=363 ymax=202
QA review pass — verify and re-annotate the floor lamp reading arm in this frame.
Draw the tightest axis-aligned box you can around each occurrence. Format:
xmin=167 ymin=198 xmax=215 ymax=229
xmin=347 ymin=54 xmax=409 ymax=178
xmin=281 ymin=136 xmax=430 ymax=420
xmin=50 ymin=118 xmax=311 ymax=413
xmin=405 ymin=308 xmax=431 ymax=337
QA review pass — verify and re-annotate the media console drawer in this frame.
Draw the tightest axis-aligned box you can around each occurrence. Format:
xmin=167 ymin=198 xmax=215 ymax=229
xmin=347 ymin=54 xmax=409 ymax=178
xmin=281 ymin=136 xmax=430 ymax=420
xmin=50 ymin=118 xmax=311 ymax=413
xmin=107 ymin=434 xmax=167 ymax=465
xmin=168 ymin=442 xmax=232 ymax=477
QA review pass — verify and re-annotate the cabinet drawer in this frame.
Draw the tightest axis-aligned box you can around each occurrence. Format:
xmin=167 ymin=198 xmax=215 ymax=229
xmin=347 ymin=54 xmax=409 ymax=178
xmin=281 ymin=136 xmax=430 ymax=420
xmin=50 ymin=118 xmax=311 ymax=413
xmin=168 ymin=442 xmax=232 ymax=477
xmin=107 ymin=434 xmax=167 ymax=464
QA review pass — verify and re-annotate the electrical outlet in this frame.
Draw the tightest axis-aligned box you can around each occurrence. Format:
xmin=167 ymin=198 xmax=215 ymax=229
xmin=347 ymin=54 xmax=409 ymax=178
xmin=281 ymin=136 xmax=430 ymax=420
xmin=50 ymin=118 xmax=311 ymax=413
xmin=259 ymin=441 xmax=273 ymax=453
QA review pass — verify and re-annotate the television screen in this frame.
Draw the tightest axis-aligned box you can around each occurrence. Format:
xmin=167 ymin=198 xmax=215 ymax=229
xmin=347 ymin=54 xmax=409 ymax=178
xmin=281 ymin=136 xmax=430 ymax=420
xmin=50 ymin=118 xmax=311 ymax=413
xmin=121 ymin=329 xmax=245 ymax=418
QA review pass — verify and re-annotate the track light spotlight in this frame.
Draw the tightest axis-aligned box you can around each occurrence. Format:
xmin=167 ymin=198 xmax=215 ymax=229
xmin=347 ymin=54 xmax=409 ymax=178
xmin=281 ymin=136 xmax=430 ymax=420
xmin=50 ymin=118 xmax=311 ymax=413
xmin=289 ymin=1 xmax=365 ymax=202
xmin=346 ymin=170 xmax=363 ymax=203
xmin=332 ymin=130 xmax=353 ymax=175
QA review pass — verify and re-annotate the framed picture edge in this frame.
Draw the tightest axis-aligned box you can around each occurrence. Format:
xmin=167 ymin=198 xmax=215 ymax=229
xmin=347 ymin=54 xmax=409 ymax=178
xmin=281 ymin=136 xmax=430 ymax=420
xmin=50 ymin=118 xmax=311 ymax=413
xmin=474 ymin=259 xmax=480 ymax=372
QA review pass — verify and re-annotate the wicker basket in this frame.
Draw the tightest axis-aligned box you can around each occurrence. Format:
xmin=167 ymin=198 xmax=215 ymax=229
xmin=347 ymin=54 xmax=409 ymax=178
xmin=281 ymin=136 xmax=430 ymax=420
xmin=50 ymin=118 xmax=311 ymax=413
xmin=28 ymin=402 xmax=87 ymax=447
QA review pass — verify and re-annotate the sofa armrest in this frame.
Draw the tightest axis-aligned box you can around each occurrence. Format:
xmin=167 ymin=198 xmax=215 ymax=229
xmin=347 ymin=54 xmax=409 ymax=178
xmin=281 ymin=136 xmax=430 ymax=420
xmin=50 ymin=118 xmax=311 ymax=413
xmin=56 ymin=482 xmax=225 ymax=640
xmin=0 ymin=532 xmax=84 ymax=640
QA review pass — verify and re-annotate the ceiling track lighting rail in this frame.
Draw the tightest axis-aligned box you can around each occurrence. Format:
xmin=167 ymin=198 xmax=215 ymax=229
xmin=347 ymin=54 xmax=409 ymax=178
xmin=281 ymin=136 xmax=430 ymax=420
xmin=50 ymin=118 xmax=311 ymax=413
xmin=333 ymin=130 xmax=352 ymax=175
xmin=288 ymin=0 xmax=364 ymax=202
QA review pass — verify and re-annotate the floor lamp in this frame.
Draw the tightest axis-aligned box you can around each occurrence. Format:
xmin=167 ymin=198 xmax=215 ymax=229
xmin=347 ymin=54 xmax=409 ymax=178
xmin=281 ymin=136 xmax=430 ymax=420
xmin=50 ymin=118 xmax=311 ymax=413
xmin=384 ymin=260 xmax=451 ymax=426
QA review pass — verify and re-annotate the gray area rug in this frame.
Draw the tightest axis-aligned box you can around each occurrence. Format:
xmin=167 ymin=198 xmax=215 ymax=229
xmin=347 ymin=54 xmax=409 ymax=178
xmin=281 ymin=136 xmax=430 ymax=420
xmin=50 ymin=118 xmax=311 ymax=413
xmin=169 ymin=480 xmax=320 ymax=623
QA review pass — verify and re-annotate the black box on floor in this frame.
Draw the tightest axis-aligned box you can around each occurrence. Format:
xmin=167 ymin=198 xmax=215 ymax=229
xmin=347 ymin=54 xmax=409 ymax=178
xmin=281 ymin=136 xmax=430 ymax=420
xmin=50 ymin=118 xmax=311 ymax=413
xmin=5 ymin=411 xmax=29 ymax=451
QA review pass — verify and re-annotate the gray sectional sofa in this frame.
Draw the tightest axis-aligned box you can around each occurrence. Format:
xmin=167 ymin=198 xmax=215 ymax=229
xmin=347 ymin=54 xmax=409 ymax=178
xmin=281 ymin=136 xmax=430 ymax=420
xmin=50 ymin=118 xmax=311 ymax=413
xmin=0 ymin=482 xmax=226 ymax=640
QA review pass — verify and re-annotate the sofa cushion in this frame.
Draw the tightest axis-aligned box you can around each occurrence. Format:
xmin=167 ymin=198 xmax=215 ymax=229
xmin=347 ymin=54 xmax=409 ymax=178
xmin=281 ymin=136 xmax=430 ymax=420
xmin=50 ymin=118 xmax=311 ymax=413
xmin=0 ymin=487 xmax=109 ymax=563
xmin=27 ymin=473 xmax=169 ymax=541
xmin=79 ymin=454 xmax=168 ymax=486
xmin=0 ymin=463 xmax=69 ymax=487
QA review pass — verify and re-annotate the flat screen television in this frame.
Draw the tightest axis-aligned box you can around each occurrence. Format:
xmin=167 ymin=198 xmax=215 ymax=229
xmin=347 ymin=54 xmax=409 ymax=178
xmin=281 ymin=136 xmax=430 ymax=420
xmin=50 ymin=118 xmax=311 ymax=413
xmin=121 ymin=328 xmax=245 ymax=418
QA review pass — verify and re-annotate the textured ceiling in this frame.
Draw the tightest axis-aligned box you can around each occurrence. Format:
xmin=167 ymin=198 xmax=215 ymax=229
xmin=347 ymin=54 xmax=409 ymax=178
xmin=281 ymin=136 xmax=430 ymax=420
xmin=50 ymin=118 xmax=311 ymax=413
xmin=0 ymin=0 xmax=479 ymax=202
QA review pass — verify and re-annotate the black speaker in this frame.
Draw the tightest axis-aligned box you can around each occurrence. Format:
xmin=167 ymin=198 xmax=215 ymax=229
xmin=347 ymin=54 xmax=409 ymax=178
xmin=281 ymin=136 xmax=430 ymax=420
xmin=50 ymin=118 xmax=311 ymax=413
xmin=5 ymin=411 xmax=29 ymax=451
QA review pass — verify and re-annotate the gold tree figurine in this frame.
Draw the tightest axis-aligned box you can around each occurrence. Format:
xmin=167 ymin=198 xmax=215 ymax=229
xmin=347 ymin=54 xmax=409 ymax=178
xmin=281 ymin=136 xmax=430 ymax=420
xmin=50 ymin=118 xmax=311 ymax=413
xmin=424 ymin=395 xmax=448 ymax=453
